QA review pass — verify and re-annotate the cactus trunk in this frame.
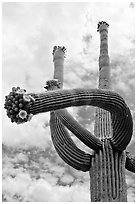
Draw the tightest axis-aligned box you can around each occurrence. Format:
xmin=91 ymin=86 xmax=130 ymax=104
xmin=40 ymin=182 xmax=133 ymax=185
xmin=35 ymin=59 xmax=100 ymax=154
xmin=89 ymin=22 xmax=127 ymax=201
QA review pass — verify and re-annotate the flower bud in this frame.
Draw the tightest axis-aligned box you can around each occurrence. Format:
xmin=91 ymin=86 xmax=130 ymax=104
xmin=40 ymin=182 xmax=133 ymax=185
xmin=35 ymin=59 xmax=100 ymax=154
xmin=14 ymin=108 xmax=18 ymax=112
xmin=19 ymin=103 xmax=23 ymax=108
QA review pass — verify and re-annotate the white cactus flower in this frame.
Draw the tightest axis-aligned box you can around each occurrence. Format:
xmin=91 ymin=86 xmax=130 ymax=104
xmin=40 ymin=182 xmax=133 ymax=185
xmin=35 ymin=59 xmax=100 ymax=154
xmin=16 ymin=89 xmax=26 ymax=94
xmin=18 ymin=110 xmax=27 ymax=119
xmin=23 ymin=94 xmax=31 ymax=102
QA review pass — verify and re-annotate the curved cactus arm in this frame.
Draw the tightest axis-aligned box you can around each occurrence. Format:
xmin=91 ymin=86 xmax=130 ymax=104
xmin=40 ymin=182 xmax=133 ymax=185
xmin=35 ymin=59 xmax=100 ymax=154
xmin=46 ymin=80 xmax=92 ymax=172
xmin=48 ymin=48 xmax=92 ymax=171
xmin=5 ymin=88 xmax=133 ymax=151
xmin=45 ymin=79 xmax=102 ymax=151
xmin=111 ymin=113 xmax=133 ymax=151
xmin=125 ymin=151 xmax=135 ymax=173
xmin=28 ymin=89 xmax=129 ymax=114
xmin=50 ymin=111 xmax=92 ymax=172
xmin=55 ymin=108 xmax=102 ymax=150
xmin=29 ymin=88 xmax=132 ymax=151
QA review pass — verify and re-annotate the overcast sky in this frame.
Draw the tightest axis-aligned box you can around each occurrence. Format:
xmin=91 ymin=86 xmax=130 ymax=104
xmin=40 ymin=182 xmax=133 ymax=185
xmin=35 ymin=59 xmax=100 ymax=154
xmin=2 ymin=1 xmax=135 ymax=202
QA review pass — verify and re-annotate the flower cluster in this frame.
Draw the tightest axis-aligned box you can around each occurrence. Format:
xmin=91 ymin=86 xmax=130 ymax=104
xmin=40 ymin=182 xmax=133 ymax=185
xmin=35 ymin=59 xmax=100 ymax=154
xmin=97 ymin=21 xmax=109 ymax=32
xmin=52 ymin=46 xmax=67 ymax=57
xmin=44 ymin=79 xmax=61 ymax=90
xmin=4 ymin=87 xmax=35 ymax=124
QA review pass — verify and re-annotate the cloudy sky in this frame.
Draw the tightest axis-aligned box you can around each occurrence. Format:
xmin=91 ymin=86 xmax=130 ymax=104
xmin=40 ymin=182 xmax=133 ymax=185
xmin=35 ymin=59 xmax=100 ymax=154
xmin=2 ymin=1 xmax=135 ymax=202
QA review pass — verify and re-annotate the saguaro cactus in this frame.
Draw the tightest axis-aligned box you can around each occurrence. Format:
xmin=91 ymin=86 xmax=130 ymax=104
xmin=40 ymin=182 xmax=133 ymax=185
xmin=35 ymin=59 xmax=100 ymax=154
xmin=4 ymin=22 xmax=135 ymax=202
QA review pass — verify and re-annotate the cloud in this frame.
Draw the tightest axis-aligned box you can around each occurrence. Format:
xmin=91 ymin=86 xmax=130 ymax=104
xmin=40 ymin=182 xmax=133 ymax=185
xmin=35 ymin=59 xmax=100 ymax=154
xmin=2 ymin=111 xmax=50 ymax=148
xmin=126 ymin=174 xmax=135 ymax=202
xmin=26 ymin=179 xmax=90 ymax=202
xmin=2 ymin=173 xmax=32 ymax=201
xmin=3 ymin=147 xmax=90 ymax=202
xmin=3 ymin=176 xmax=90 ymax=202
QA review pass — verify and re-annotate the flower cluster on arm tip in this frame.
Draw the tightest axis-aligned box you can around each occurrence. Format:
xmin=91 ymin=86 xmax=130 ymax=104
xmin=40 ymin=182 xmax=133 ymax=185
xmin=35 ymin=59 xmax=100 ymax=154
xmin=4 ymin=87 xmax=35 ymax=124
xmin=52 ymin=46 xmax=67 ymax=58
xmin=44 ymin=79 xmax=61 ymax=90
xmin=97 ymin=21 xmax=109 ymax=32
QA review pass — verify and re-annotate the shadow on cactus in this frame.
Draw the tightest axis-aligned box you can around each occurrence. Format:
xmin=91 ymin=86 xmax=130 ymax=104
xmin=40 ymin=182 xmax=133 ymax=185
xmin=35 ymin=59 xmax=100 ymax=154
xmin=4 ymin=22 xmax=135 ymax=202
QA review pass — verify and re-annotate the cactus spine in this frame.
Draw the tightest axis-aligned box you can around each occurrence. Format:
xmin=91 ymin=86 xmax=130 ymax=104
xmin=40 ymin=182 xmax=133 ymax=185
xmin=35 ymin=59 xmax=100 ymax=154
xmin=4 ymin=22 xmax=135 ymax=202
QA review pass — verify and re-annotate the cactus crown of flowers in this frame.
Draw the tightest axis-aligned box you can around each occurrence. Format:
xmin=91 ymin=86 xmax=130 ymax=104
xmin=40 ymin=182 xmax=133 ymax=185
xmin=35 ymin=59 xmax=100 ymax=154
xmin=52 ymin=46 xmax=67 ymax=58
xmin=97 ymin=21 xmax=109 ymax=32
xmin=4 ymin=86 xmax=35 ymax=124
xmin=44 ymin=79 xmax=61 ymax=90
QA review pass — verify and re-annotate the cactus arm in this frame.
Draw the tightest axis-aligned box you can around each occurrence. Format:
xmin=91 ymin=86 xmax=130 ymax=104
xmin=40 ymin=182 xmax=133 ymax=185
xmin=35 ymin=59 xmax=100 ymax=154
xmin=29 ymin=88 xmax=132 ymax=151
xmin=55 ymin=108 xmax=102 ymax=150
xmin=5 ymin=88 xmax=133 ymax=151
xmin=47 ymin=47 xmax=91 ymax=171
xmin=50 ymin=111 xmax=91 ymax=172
xmin=29 ymin=88 xmax=129 ymax=114
xmin=125 ymin=151 xmax=135 ymax=173
xmin=97 ymin=21 xmax=110 ymax=89
xmin=51 ymin=47 xmax=102 ymax=151
xmin=52 ymin=46 xmax=66 ymax=88
xmin=111 ymin=113 xmax=133 ymax=151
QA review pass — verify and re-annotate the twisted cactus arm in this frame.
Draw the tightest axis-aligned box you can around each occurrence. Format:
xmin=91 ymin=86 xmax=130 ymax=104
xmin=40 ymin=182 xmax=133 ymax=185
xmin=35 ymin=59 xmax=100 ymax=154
xmin=4 ymin=46 xmax=132 ymax=153
xmin=125 ymin=151 xmax=135 ymax=173
xmin=50 ymin=111 xmax=91 ymax=171
xmin=29 ymin=88 xmax=132 ymax=151
xmin=28 ymin=89 xmax=132 ymax=151
xmin=50 ymin=47 xmax=102 ymax=151
xmin=47 ymin=46 xmax=91 ymax=171
xmin=55 ymin=108 xmax=102 ymax=150
xmin=29 ymin=88 xmax=129 ymax=114
xmin=5 ymin=87 xmax=133 ymax=151
xmin=111 ymin=113 xmax=133 ymax=151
